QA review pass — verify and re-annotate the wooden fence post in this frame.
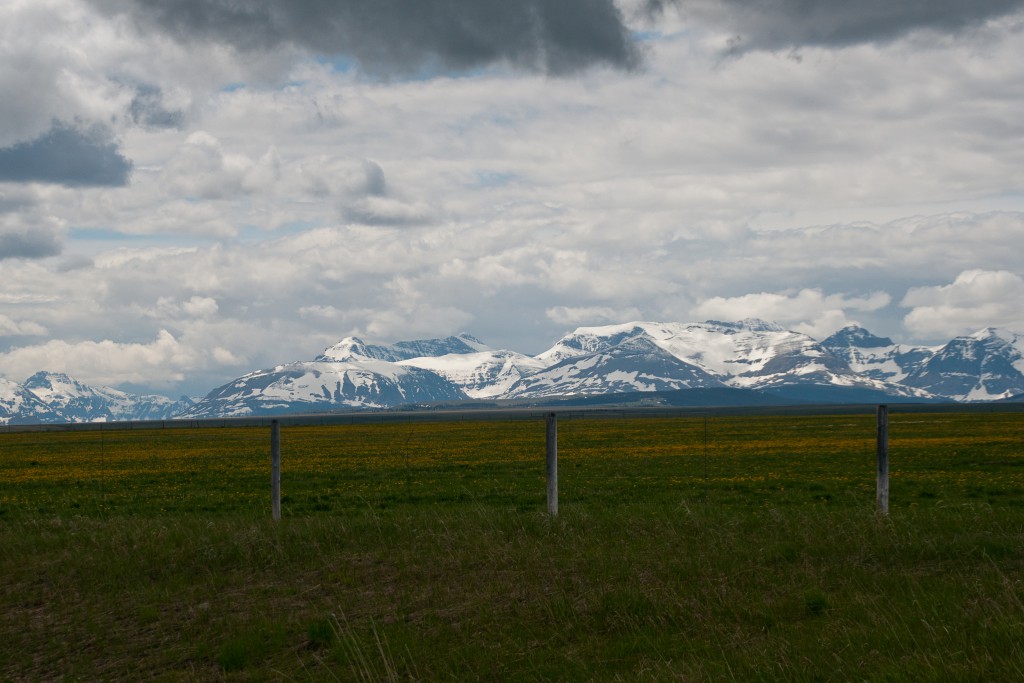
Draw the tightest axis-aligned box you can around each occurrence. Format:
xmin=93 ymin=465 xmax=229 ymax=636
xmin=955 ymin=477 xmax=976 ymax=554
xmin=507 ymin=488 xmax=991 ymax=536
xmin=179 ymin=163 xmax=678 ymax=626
xmin=877 ymin=405 xmax=889 ymax=514
xmin=546 ymin=412 xmax=558 ymax=516
xmin=271 ymin=419 xmax=281 ymax=521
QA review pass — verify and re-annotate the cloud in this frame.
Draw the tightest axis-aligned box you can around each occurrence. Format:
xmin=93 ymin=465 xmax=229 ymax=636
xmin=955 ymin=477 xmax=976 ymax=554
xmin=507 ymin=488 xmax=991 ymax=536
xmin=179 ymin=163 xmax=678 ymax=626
xmin=181 ymin=296 xmax=219 ymax=318
xmin=360 ymin=160 xmax=388 ymax=197
xmin=339 ymin=160 xmax=438 ymax=227
xmin=3 ymin=2 xmax=1024 ymax=397
xmin=128 ymin=84 xmax=185 ymax=129
xmin=161 ymin=131 xmax=278 ymax=200
xmin=0 ymin=329 xmax=195 ymax=386
xmin=708 ymin=214 xmax=1024 ymax=315
xmin=89 ymin=0 xmax=642 ymax=75
xmin=0 ymin=121 xmax=132 ymax=187
xmin=0 ymin=225 xmax=62 ymax=260
xmin=0 ymin=314 xmax=48 ymax=337
xmin=341 ymin=197 xmax=437 ymax=227
xmin=902 ymin=269 xmax=1024 ymax=338
xmin=658 ymin=0 xmax=1024 ymax=52
xmin=0 ymin=0 xmax=94 ymax=147
xmin=130 ymin=295 xmax=221 ymax=321
xmin=298 ymin=304 xmax=345 ymax=321
xmin=692 ymin=288 xmax=892 ymax=339
xmin=363 ymin=304 xmax=473 ymax=341
xmin=1 ymin=0 xmax=275 ymax=149
xmin=0 ymin=205 xmax=64 ymax=260
xmin=546 ymin=305 xmax=643 ymax=326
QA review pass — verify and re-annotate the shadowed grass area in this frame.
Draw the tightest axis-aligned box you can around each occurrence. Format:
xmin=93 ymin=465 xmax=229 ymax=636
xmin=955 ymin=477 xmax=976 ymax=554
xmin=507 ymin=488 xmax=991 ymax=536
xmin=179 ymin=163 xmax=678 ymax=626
xmin=2 ymin=411 xmax=1024 ymax=679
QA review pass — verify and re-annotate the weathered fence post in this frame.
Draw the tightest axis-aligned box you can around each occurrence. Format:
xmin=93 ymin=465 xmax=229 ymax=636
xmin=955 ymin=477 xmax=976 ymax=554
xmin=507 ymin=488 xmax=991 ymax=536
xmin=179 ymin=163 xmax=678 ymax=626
xmin=877 ymin=405 xmax=889 ymax=514
xmin=546 ymin=412 xmax=558 ymax=516
xmin=271 ymin=419 xmax=281 ymax=521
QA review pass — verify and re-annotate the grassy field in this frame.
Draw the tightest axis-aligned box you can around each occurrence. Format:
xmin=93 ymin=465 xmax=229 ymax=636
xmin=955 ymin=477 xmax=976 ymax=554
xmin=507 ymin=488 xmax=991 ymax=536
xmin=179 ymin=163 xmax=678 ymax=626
xmin=2 ymin=411 xmax=1024 ymax=679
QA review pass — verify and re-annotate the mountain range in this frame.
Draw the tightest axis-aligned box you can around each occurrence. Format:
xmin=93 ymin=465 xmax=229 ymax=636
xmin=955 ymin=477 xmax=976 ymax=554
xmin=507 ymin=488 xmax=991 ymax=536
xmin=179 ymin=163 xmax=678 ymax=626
xmin=3 ymin=319 xmax=1023 ymax=424
xmin=0 ymin=372 xmax=193 ymax=425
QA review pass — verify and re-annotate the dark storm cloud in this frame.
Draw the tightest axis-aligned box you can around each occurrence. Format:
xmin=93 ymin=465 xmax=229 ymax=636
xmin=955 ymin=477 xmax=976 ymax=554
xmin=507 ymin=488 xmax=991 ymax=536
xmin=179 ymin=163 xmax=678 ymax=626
xmin=0 ymin=228 xmax=62 ymax=260
xmin=0 ymin=122 xmax=133 ymax=187
xmin=89 ymin=0 xmax=641 ymax=75
xmin=648 ymin=0 xmax=1024 ymax=51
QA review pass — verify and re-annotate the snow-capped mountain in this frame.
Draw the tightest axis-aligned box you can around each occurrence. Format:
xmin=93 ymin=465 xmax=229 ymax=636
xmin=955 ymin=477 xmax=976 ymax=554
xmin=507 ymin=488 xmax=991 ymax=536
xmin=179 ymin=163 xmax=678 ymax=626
xmin=821 ymin=326 xmax=937 ymax=383
xmin=183 ymin=359 xmax=468 ymax=417
xmin=6 ymin=320 xmax=1024 ymax=423
xmin=23 ymin=372 xmax=115 ymax=420
xmin=534 ymin=319 xmax=925 ymax=398
xmin=22 ymin=371 xmax=193 ymax=422
xmin=399 ymin=349 xmax=548 ymax=399
xmin=186 ymin=320 xmax=935 ymax=416
xmin=900 ymin=328 xmax=1024 ymax=401
xmin=318 ymin=333 xmax=545 ymax=399
xmin=538 ymin=319 xmax=829 ymax=382
xmin=0 ymin=377 xmax=63 ymax=424
xmin=0 ymin=372 xmax=195 ymax=425
xmin=505 ymin=335 xmax=725 ymax=398
xmin=317 ymin=334 xmax=490 ymax=362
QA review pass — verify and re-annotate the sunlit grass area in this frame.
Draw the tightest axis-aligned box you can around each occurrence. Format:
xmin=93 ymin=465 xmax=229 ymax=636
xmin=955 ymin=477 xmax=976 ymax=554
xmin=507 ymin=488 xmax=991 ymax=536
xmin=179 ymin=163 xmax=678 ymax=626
xmin=2 ymin=411 xmax=1024 ymax=679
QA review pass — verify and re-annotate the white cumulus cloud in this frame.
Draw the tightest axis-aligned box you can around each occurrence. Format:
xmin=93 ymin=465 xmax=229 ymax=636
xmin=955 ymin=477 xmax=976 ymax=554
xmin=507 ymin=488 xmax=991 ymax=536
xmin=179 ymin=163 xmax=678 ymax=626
xmin=902 ymin=269 xmax=1024 ymax=338
xmin=0 ymin=329 xmax=194 ymax=387
xmin=692 ymin=288 xmax=892 ymax=339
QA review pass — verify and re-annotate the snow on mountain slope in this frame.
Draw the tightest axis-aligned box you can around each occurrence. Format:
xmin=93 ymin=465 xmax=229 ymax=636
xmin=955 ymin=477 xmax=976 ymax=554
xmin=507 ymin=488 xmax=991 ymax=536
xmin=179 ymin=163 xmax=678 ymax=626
xmin=821 ymin=326 xmax=937 ymax=383
xmin=184 ymin=359 xmax=468 ymax=417
xmin=399 ymin=350 xmax=547 ymax=399
xmin=539 ymin=319 xmax=813 ymax=377
xmin=319 ymin=333 xmax=543 ymax=399
xmin=533 ymin=319 xmax=936 ymax=399
xmin=0 ymin=377 xmax=61 ymax=424
xmin=901 ymin=327 xmax=1024 ymax=401
xmin=651 ymin=319 xmax=801 ymax=379
xmin=23 ymin=371 xmax=192 ymax=422
xmin=539 ymin=320 xmax=857 ymax=387
xmin=507 ymin=335 xmax=725 ymax=398
xmin=317 ymin=334 xmax=489 ymax=362
xmin=22 ymin=371 xmax=115 ymax=421
xmin=22 ymin=319 xmax=1022 ymax=424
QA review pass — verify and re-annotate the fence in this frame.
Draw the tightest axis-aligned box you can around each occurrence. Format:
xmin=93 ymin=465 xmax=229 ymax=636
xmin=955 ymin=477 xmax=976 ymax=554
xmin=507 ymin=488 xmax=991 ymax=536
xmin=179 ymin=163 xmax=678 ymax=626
xmin=2 ymin=404 xmax=1023 ymax=519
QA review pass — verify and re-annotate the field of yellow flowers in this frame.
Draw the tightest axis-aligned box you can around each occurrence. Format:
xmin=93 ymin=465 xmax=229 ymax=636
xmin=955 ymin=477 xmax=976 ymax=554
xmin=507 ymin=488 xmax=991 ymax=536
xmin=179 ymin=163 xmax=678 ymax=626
xmin=3 ymin=410 xmax=1023 ymax=517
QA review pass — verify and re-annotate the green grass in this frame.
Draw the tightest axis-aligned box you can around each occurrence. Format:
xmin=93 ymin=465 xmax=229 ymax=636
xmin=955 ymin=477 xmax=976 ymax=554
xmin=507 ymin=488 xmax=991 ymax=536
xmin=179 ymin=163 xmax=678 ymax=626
xmin=2 ymin=412 xmax=1024 ymax=679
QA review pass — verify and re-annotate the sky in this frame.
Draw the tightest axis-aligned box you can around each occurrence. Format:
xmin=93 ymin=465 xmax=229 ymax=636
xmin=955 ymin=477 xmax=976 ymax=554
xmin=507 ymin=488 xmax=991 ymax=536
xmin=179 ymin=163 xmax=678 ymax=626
xmin=2 ymin=0 xmax=1024 ymax=398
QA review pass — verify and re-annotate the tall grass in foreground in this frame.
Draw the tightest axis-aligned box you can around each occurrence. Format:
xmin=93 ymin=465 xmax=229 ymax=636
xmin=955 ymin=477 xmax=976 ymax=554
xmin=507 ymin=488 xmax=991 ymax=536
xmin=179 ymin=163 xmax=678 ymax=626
xmin=3 ymin=504 xmax=1024 ymax=680
xmin=1 ymin=412 xmax=1024 ymax=679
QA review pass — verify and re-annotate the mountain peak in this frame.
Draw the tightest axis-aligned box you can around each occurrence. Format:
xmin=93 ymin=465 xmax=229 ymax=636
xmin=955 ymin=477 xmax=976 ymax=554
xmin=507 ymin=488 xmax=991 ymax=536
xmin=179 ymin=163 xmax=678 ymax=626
xmin=317 ymin=337 xmax=377 ymax=362
xmin=969 ymin=327 xmax=1021 ymax=345
xmin=456 ymin=333 xmax=486 ymax=345
xmin=703 ymin=319 xmax=785 ymax=333
xmin=24 ymin=370 xmax=76 ymax=386
xmin=1 ymin=371 xmax=186 ymax=424
xmin=22 ymin=371 xmax=94 ymax=402
xmin=902 ymin=326 xmax=1024 ymax=400
xmin=318 ymin=333 xmax=492 ymax=363
xmin=387 ymin=335 xmax=492 ymax=359
xmin=822 ymin=325 xmax=895 ymax=349
xmin=740 ymin=318 xmax=785 ymax=332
